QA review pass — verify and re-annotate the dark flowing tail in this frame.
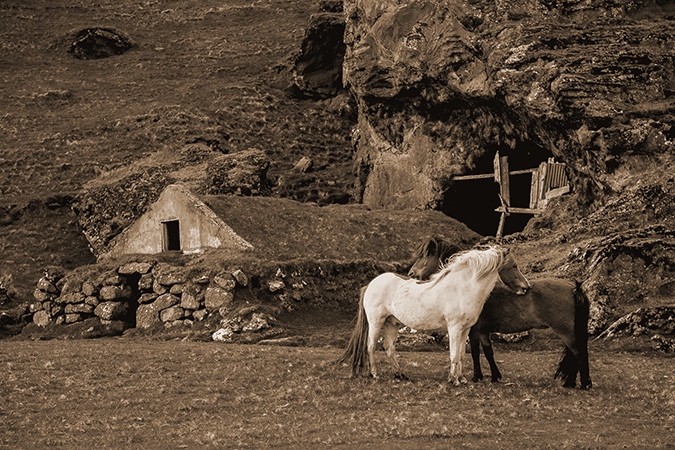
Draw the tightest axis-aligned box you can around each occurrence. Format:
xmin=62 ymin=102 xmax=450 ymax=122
xmin=555 ymin=281 xmax=592 ymax=388
xmin=337 ymin=286 xmax=370 ymax=376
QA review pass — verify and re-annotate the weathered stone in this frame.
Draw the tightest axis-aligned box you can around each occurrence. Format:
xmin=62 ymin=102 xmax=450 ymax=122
xmin=138 ymin=293 xmax=158 ymax=304
xmin=100 ymin=285 xmax=132 ymax=301
xmin=169 ymin=283 xmax=184 ymax=295
xmin=192 ymin=273 xmax=211 ymax=284
xmin=33 ymin=288 xmax=50 ymax=302
xmin=54 ymin=315 xmax=65 ymax=326
xmin=136 ymin=303 xmax=160 ymax=329
xmin=204 ymin=287 xmax=234 ymax=310
xmin=160 ymin=306 xmax=184 ymax=322
xmin=37 ymin=277 xmax=58 ymax=294
xmin=42 ymin=301 xmax=53 ymax=312
xmin=156 ymin=272 xmax=187 ymax=286
xmin=33 ymin=310 xmax=51 ymax=327
xmin=180 ymin=292 xmax=201 ymax=310
xmin=153 ymin=278 xmax=168 ymax=295
xmin=85 ymin=296 xmax=99 ymax=307
xmin=293 ymin=156 xmax=314 ymax=173
xmin=118 ymin=262 xmax=153 ymax=275
xmin=214 ymin=273 xmax=236 ymax=290
xmin=59 ymin=279 xmax=82 ymax=295
xmin=155 ymin=293 xmax=179 ymax=310
xmin=103 ymin=273 xmax=125 ymax=286
xmin=138 ymin=273 xmax=154 ymax=291
xmin=65 ymin=303 xmax=95 ymax=314
xmin=51 ymin=305 xmax=63 ymax=316
xmin=94 ymin=301 xmax=128 ymax=321
xmin=269 ymin=280 xmax=285 ymax=292
xmin=43 ymin=266 xmax=65 ymax=283
xmin=82 ymin=281 xmax=97 ymax=297
xmin=232 ymin=269 xmax=249 ymax=287
xmin=57 ymin=292 xmax=86 ymax=305
xmin=193 ymin=309 xmax=209 ymax=321
xmin=65 ymin=313 xmax=81 ymax=323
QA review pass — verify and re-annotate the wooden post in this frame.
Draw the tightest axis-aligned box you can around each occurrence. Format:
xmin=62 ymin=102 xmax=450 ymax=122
xmin=495 ymin=153 xmax=510 ymax=241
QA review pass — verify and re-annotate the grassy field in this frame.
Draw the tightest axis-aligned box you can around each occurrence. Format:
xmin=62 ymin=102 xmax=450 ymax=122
xmin=1 ymin=338 xmax=673 ymax=449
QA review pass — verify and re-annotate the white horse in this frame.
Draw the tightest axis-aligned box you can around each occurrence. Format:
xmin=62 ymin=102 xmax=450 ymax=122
xmin=339 ymin=245 xmax=529 ymax=385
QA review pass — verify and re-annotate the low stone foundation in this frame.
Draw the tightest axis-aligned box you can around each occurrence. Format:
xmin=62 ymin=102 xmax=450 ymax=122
xmin=30 ymin=258 xmax=403 ymax=337
xmin=31 ymin=262 xmax=248 ymax=330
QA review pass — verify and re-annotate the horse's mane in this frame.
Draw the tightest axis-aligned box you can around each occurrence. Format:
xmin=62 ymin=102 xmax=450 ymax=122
xmin=412 ymin=236 xmax=459 ymax=261
xmin=428 ymin=245 xmax=505 ymax=286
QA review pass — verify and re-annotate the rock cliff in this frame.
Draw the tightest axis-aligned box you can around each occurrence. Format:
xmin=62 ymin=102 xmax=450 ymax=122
xmin=344 ymin=0 xmax=675 ymax=233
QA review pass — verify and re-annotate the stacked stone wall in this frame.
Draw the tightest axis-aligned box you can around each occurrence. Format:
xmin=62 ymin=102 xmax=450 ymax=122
xmin=31 ymin=262 xmax=250 ymax=330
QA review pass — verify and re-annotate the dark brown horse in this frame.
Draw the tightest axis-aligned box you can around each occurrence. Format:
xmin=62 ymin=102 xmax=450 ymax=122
xmin=409 ymin=237 xmax=592 ymax=389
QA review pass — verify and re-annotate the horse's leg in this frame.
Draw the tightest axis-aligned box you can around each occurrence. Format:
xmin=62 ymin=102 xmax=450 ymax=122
xmin=556 ymin=346 xmax=579 ymax=388
xmin=382 ymin=318 xmax=408 ymax=381
xmin=447 ymin=327 xmax=469 ymax=386
xmin=469 ymin=326 xmax=484 ymax=382
xmin=579 ymin=349 xmax=592 ymax=389
xmin=367 ymin=316 xmax=386 ymax=379
xmin=481 ymin=333 xmax=502 ymax=383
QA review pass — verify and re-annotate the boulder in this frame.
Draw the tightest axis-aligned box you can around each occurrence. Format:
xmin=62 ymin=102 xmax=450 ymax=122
xmin=204 ymin=287 xmax=234 ymax=310
xmin=33 ymin=310 xmax=51 ymax=327
xmin=68 ymin=27 xmax=135 ymax=60
xmin=155 ymin=293 xmax=180 ymax=311
xmin=94 ymin=301 xmax=128 ymax=321
xmin=160 ymin=306 xmax=184 ymax=323
xmin=100 ymin=285 xmax=132 ymax=301
xmin=136 ymin=303 xmax=160 ymax=329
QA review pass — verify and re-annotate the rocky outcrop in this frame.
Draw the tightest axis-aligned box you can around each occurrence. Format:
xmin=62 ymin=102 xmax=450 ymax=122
xmin=558 ymin=226 xmax=675 ymax=334
xmin=343 ymin=0 xmax=675 ymax=213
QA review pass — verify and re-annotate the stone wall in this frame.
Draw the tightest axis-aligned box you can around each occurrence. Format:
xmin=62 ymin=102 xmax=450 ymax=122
xmin=31 ymin=262 xmax=249 ymax=330
xmin=30 ymin=258 xmax=404 ymax=336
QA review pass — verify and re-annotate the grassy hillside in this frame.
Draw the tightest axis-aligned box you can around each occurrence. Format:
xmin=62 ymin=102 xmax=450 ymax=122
xmin=0 ymin=0 xmax=357 ymax=303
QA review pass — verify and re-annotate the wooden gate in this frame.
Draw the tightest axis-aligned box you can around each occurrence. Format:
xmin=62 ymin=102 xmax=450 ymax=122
xmin=452 ymin=152 xmax=570 ymax=239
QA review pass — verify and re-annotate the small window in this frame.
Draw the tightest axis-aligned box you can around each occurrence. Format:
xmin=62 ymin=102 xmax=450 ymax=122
xmin=162 ymin=220 xmax=181 ymax=251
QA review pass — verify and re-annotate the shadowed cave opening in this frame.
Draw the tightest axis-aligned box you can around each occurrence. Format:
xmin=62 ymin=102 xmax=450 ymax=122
xmin=439 ymin=143 xmax=553 ymax=237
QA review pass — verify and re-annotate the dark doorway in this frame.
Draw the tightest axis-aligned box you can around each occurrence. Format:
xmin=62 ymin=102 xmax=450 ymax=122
xmin=439 ymin=143 xmax=552 ymax=237
xmin=162 ymin=220 xmax=181 ymax=251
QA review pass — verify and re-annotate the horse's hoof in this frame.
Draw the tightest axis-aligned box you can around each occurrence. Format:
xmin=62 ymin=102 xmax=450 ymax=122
xmin=472 ymin=376 xmax=483 ymax=383
xmin=394 ymin=373 xmax=409 ymax=381
xmin=490 ymin=376 xmax=501 ymax=383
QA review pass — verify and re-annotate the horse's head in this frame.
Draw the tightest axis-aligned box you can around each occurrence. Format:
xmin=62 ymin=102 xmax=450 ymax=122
xmin=408 ymin=236 xmax=459 ymax=280
xmin=497 ymin=249 xmax=530 ymax=295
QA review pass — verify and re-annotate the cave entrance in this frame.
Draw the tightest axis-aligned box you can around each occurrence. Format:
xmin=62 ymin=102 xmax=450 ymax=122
xmin=439 ymin=146 xmax=568 ymax=238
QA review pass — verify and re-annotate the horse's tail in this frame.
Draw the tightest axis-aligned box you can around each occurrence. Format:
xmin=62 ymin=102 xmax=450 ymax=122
xmin=555 ymin=281 xmax=591 ymax=387
xmin=337 ymin=286 xmax=370 ymax=376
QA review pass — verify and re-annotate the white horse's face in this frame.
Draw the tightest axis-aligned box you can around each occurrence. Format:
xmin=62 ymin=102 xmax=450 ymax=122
xmin=498 ymin=254 xmax=530 ymax=295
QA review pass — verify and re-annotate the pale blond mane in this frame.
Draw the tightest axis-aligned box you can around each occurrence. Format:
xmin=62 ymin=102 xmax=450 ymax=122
xmin=428 ymin=245 xmax=505 ymax=287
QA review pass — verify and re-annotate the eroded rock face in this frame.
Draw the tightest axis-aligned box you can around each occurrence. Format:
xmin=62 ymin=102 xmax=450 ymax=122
xmin=344 ymin=0 xmax=675 ymax=211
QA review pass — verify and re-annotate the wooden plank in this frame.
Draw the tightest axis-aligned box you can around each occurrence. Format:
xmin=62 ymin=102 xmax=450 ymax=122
xmin=510 ymin=168 xmax=538 ymax=175
xmin=545 ymin=185 xmax=570 ymax=199
xmin=529 ymin=170 xmax=539 ymax=209
xmin=499 ymin=156 xmax=510 ymax=206
xmin=496 ymin=212 xmax=506 ymax=241
xmin=452 ymin=173 xmax=496 ymax=180
xmin=495 ymin=206 xmax=541 ymax=214
xmin=493 ymin=151 xmax=501 ymax=184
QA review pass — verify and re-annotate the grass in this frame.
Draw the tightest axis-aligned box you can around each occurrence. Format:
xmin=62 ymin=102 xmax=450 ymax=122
xmin=1 ymin=339 xmax=673 ymax=449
